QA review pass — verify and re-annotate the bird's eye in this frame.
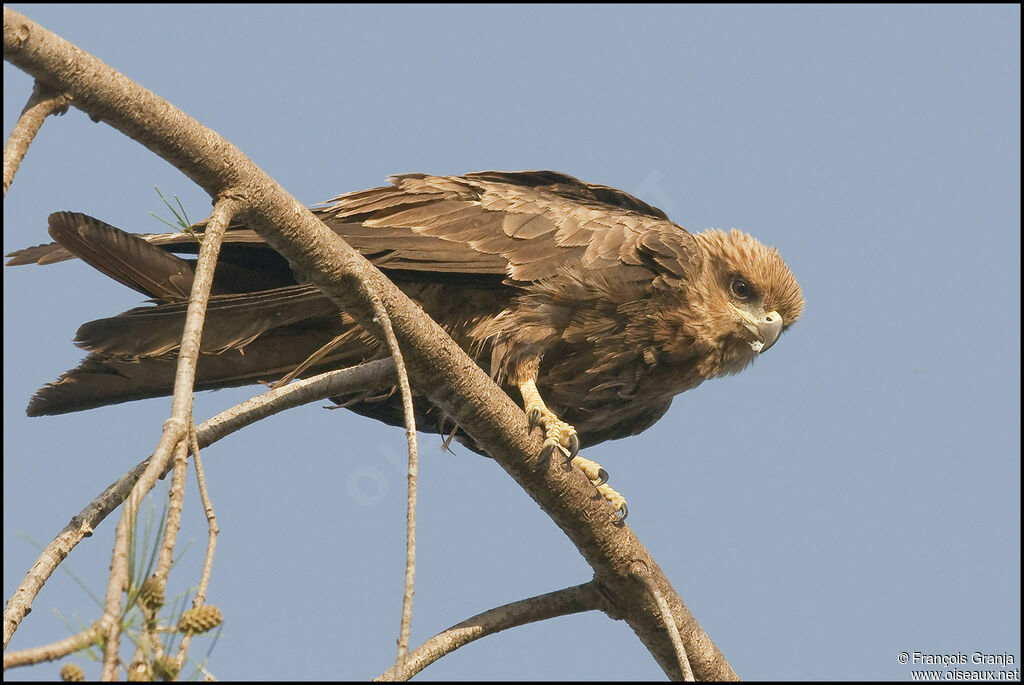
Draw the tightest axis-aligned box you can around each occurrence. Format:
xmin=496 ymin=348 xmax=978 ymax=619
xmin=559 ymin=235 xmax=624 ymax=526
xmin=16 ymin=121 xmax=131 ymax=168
xmin=730 ymin=277 xmax=754 ymax=300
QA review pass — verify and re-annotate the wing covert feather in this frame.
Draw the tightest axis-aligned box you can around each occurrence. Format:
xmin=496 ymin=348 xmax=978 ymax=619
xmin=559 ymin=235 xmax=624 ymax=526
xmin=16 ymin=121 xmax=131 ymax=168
xmin=8 ymin=171 xmax=698 ymax=287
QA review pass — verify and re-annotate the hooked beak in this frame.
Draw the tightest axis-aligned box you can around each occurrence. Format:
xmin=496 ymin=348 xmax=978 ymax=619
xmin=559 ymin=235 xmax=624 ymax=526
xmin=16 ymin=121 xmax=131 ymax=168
xmin=730 ymin=304 xmax=784 ymax=354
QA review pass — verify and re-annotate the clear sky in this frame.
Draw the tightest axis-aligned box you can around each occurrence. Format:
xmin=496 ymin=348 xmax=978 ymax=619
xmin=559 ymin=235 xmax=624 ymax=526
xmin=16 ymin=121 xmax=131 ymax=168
xmin=3 ymin=4 xmax=1020 ymax=681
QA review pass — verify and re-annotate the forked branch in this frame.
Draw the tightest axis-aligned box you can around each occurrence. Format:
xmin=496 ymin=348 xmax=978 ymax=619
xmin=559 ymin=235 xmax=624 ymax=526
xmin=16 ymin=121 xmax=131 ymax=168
xmin=1 ymin=360 xmax=396 ymax=661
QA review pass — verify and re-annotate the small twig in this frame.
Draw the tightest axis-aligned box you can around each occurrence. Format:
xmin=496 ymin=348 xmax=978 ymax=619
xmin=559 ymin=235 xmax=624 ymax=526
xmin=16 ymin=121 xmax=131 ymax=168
xmin=3 ymin=623 xmax=101 ymax=669
xmin=649 ymin=586 xmax=694 ymax=681
xmin=375 ymin=581 xmax=605 ymax=681
xmin=364 ymin=288 xmax=419 ymax=670
xmin=2 ymin=360 xmax=395 ymax=649
xmin=99 ymin=197 xmax=236 ymax=679
xmin=190 ymin=424 xmax=219 ymax=601
xmin=2 ymin=80 xmax=72 ymax=196
xmin=631 ymin=564 xmax=694 ymax=681
xmin=174 ymin=424 xmax=219 ymax=671
xmin=128 ymin=436 xmax=188 ymax=677
xmin=157 ymin=428 xmax=190 ymax=582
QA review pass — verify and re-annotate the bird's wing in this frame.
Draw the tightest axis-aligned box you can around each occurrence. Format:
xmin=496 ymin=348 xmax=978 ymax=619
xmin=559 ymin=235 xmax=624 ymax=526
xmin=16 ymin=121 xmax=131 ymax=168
xmin=318 ymin=170 xmax=694 ymax=283
xmin=7 ymin=171 xmax=698 ymax=286
xmin=4 ymin=225 xmax=264 ymax=267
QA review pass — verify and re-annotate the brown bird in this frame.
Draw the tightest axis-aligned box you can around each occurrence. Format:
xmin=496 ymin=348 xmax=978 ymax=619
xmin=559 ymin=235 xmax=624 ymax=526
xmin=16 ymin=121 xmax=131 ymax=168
xmin=7 ymin=171 xmax=803 ymax=479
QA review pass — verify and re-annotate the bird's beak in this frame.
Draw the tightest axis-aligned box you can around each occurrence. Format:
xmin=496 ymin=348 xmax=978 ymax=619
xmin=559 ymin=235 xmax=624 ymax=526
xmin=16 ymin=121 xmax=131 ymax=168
xmin=731 ymin=304 xmax=784 ymax=354
xmin=750 ymin=311 xmax=783 ymax=353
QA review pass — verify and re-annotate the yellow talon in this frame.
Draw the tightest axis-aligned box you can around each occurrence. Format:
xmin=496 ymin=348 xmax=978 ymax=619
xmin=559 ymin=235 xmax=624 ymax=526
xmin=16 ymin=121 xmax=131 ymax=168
xmin=519 ymin=378 xmax=578 ymax=459
xmin=518 ymin=378 xmax=626 ymax=518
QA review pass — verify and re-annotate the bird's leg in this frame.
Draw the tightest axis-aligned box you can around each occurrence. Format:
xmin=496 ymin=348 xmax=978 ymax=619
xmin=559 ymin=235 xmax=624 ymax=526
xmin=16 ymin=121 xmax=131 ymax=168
xmin=518 ymin=376 xmax=580 ymax=461
xmin=513 ymin=355 xmax=627 ymax=518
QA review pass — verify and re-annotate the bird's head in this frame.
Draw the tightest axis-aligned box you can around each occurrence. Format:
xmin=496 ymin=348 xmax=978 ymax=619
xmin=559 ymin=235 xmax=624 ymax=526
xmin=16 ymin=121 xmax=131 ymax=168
xmin=691 ymin=229 xmax=804 ymax=376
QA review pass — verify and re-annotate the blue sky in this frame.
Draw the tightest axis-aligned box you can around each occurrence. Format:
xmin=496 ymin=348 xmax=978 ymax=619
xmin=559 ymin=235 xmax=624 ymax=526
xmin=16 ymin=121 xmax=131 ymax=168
xmin=4 ymin=4 xmax=1020 ymax=681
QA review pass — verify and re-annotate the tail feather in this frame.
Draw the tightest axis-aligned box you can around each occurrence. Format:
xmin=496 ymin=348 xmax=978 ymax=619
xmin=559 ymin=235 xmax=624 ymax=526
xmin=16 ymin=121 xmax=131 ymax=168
xmin=74 ymin=286 xmax=342 ymax=356
xmin=19 ymin=213 xmax=372 ymax=416
xmin=46 ymin=212 xmax=198 ymax=300
xmin=11 ymin=210 xmax=505 ymax=439
xmin=27 ymin=323 xmax=379 ymax=416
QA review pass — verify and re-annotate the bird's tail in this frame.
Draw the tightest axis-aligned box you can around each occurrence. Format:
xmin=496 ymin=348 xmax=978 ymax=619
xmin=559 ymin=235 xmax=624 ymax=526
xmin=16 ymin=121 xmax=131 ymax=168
xmin=20 ymin=213 xmax=379 ymax=416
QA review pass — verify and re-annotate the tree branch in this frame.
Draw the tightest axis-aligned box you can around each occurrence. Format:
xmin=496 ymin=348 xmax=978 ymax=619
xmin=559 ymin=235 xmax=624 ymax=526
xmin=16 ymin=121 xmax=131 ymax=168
xmin=363 ymin=287 xmax=420 ymax=669
xmin=171 ymin=426 xmax=219 ymax=674
xmin=2 ymin=80 xmax=70 ymax=196
xmin=375 ymin=582 xmax=606 ymax=681
xmin=2 ymin=361 xmax=395 ymax=650
xmin=3 ymin=623 xmax=101 ymax=669
xmin=96 ymin=194 xmax=235 ymax=678
xmin=3 ymin=8 xmax=736 ymax=679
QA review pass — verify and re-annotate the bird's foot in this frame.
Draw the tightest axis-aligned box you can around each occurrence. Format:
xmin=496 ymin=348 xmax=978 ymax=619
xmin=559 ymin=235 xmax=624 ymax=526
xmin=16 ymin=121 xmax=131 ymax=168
xmin=519 ymin=379 xmax=626 ymax=518
xmin=571 ymin=455 xmax=628 ymax=519
xmin=526 ymin=403 xmax=580 ymax=462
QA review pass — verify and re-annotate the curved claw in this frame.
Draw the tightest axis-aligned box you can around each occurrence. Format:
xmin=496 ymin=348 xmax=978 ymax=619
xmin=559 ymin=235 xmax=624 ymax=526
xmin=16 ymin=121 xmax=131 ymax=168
xmin=527 ymin=408 xmax=541 ymax=434
xmin=567 ymin=432 xmax=580 ymax=460
xmin=538 ymin=439 xmax=559 ymax=462
xmin=595 ymin=468 xmax=609 ymax=486
xmin=616 ymin=502 xmax=628 ymax=521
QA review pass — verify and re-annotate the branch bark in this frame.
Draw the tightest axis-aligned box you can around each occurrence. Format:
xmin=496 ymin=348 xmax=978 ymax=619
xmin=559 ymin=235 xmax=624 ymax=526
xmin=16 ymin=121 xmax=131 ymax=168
xmin=3 ymin=8 xmax=736 ymax=680
xmin=375 ymin=582 xmax=606 ymax=681
xmin=2 ymin=80 xmax=70 ymax=196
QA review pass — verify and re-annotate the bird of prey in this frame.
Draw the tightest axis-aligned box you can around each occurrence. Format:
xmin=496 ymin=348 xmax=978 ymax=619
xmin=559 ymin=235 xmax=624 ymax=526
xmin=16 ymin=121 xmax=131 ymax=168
xmin=8 ymin=171 xmax=803 ymax=491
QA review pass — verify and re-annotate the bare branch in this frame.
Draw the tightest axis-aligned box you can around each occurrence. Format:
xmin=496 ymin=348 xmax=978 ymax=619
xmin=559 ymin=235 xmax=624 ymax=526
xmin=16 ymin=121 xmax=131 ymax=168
xmin=190 ymin=426 xmax=219 ymax=605
xmin=3 ymin=623 xmax=101 ymax=669
xmin=199 ymin=359 xmax=396 ymax=446
xmin=173 ymin=425 xmax=219 ymax=673
xmin=99 ymin=424 xmax=182 ymax=679
xmin=2 ymin=80 xmax=71 ymax=196
xmin=130 ymin=438 xmax=188 ymax=677
xmin=375 ymin=582 xmax=606 ymax=681
xmin=362 ymin=288 xmax=419 ymax=669
xmin=2 ymin=360 xmax=395 ymax=649
xmin=156 ymin=429 xmax=189 ymax=583
xmin=649 ymin=584 xmax=695 ymax=681
xmin=97 ymin=195 xmax=236 ymax=678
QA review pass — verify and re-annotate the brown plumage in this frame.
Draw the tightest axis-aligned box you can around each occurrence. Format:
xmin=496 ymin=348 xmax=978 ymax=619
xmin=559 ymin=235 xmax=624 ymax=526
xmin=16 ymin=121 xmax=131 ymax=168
xmin=7 ymin=170 xmax=804 ymax=451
